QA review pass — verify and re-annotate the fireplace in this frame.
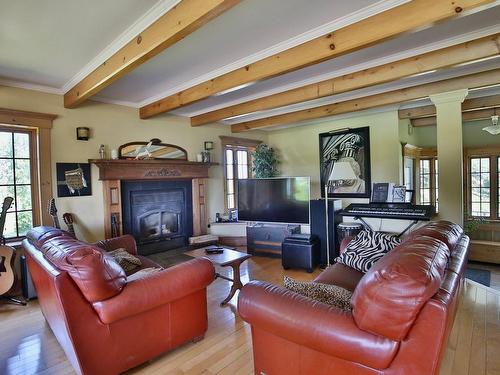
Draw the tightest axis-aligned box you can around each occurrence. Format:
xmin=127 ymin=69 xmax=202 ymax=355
xmin=122 ymin=180 xmax=193 ymax=255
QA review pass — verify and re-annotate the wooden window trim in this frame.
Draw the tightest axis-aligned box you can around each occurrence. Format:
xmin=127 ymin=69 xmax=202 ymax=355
xmin=0 ymin=108 xmax=56 ymax=227
xmin=220 ymin=136 xmax=262 ymax=212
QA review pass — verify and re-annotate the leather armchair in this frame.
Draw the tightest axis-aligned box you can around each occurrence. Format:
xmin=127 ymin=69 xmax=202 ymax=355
xmin=238 ymin=221 xmax=469 ymax=375
xmin=23 ymin=227 xmax=215 ymax=375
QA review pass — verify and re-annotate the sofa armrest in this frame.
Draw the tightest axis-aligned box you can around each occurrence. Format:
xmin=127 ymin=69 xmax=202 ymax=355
xmin=93 ymin=235 xmax=138 ymax=255
xmin=237 ymin=281 xmax=399 ymax=370
xmin=92 ymin=258 xmax=215 ymax=323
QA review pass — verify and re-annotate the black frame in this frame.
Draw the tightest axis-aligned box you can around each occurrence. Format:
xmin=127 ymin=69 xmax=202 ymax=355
xmin=56 ymin=163 xmax=92 ymax=197
xmin=319 ymin=127 xmax=371 ymax=198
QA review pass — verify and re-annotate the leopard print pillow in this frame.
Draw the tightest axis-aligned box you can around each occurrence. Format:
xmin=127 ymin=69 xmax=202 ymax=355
xmin=107 ymin=248 xmax=142 ymax=272
xmin=283 ymin=276 xmax=352 ymax=311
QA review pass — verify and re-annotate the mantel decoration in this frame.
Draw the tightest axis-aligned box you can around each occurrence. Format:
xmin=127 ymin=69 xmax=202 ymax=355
xmin=319 ymin=127 xmax=371 ymax=198
xmin=252 ymin=144 xmax=279 ymax=178
xmin=56 ymin=163 xmax=92 ymax=197
xmin=118 ymin=139 xmax=188 ymax=160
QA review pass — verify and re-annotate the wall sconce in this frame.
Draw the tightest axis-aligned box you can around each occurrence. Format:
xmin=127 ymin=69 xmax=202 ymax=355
xmin=76 ymin=127 xmax=90 ymax=141
xmin=204 ymin=141 xmax=214 ymax=151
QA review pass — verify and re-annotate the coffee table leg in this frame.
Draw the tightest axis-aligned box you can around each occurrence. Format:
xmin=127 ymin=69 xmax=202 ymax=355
xmin=220 ymin=261 xmax=243 ymax=306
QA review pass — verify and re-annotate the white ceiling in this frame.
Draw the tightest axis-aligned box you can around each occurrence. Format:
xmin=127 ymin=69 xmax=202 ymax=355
xmin=0 ymin=0 xmax=499 ymax=127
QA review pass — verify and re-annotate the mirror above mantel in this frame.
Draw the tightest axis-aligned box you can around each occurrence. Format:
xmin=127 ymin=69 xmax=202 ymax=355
xmin=118 ymin=138 xmax=188 ymax=160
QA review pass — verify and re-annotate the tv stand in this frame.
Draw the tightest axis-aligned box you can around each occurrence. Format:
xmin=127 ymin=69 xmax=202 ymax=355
xmin=246 ymin=223 xmax=301 ymax=257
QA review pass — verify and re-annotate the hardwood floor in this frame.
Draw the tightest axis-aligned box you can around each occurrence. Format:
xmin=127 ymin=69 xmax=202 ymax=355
xmin=1 ymin=256 xmax=500 ymax=375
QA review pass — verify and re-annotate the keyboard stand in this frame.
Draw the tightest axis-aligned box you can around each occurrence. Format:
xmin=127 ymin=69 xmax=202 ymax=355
xmin=352 ymin=216 xmax=420 ymax=238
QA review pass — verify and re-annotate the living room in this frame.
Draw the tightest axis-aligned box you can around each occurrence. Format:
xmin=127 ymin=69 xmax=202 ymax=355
xmin=1 ymin=1 xmax=500 ymax=374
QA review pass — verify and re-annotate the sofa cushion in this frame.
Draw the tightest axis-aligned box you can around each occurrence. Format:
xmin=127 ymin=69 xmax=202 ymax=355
xmin=127 ymin=267 xmax=162 ymax=282
xmin=284 ymin=276 xmax=352 ymax=311
xmin=335 ymin=230 xmax=401 ymax=273
xmin=313 ymin=263 xmax=364 ymax=292
xmin=26 ymin=226 xmax=71 ymax=248
xmin=351 ymin=236 xmax=449 ymax=341
xmin=41 ymin=237 xmax=127 ymax=302
xmin=404 ymin=221 xmax=463 ymax=251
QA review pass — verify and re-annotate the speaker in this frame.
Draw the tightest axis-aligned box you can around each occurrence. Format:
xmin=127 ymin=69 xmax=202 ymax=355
xmin=20 ymin=255 xmax=37 ymax=300
xmin=310 ymin=199 xmax=342 ymax=266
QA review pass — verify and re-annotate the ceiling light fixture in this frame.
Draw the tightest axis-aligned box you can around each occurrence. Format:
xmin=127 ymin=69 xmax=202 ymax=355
xmin=482 ymin=115 xmax=500 ymax=135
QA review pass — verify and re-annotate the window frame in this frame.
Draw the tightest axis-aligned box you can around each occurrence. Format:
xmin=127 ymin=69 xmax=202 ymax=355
xmin=219 ymin=136 xmax=262 ymax=212
xmin=0 ymin=125 xmax=40 ymax=239
xmin=464 ymin=147 xmax=500 ymax=221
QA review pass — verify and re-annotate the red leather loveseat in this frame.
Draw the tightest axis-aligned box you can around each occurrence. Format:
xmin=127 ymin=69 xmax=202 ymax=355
xmin=238 ymin=221 xmax=468 ymax=375
xmin=23 ymin=226 xmax=215 ymax=375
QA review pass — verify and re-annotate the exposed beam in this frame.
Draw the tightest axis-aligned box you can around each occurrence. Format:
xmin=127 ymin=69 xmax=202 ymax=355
xmin=192 ymin=34 xmax=500 ymax=126
xmin=230 ymin=69 xmax=500 ymax=132
xmin=399 ymin=93 xmax=500 ymax=119
xmin=63 ymin=0 xmax=240 ymax=108
xmin=140 ymin=0 xmax=493 ymax=119
xmin=411 ymin=106 xmax=500 ymax=126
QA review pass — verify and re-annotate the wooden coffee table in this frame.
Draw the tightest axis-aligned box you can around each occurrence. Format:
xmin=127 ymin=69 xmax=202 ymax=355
xmin=185 ymin=247 xmax=252 ymax=306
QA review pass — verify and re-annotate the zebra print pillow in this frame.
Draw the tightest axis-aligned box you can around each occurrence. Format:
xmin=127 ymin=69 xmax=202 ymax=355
xmin=335 ymin=230 xmax=401 ymax=273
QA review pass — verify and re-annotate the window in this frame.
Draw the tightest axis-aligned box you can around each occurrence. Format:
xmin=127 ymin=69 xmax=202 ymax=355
xmin=0 ymin=128 xmax=36 ymax=239
xmin=220 ymin=136 xmax=261 ymax=211
xmin=470 ymin=157 xmax=491 ymax=217
xmin=418 ymin=157 xmax=438 ymax=211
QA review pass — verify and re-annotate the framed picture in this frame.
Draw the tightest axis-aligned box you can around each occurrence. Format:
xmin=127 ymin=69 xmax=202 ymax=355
xmin=56 ymin=163 xmax=92 ymax=197
xmin=319 ymin=127 xmax=371 ymax=198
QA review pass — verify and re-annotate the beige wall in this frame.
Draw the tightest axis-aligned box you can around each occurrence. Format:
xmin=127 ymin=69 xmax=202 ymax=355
xmin=0 ymin=85 xmax=267 ymax=241
xmin=267 ymin=110 xmax=402 ymax=206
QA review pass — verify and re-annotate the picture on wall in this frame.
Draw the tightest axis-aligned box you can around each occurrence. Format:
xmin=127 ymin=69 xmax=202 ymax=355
xmin=319 ymin=127 xmax=371 ymax=198
xmin=56 ymin=163 xmax=92 ymax=197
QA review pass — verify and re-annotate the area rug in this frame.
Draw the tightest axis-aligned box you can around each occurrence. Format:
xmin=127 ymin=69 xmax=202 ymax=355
xmin=465 ymin=268 xmax=491 ymax=287
xmin=147 ymin=251 xmax=193 ymax=269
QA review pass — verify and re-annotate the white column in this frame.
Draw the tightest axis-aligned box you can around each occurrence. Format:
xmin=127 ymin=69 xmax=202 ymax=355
xmin=429 ymin=89 xmax=468 ymax=226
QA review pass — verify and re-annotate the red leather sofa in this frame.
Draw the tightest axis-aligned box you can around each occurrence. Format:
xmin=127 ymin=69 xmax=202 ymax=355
xmin=238 ymin=221 xmax=468 ymax=375
xmin=23 ymin=226 xmax=215 ymax=375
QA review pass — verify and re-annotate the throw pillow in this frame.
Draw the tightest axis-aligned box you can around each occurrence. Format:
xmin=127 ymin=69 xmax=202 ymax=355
xmin=127 ymin=267 xmax=162 ymax=282
xmin=335 ymin=230 xmax=400 ymax=273
xmin=283 ymin=276 xmax=352 ymax=311
xmin=107 ymin=248 xmax=142 ymax=272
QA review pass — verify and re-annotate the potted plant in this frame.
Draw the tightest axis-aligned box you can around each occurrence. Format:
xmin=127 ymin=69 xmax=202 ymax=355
xmin=252 ymin=144 xmax=279 ymax=178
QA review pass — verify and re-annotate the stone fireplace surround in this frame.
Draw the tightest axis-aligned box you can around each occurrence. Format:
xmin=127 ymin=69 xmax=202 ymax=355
xmin=90 ymin=159 xmax=216 ymax=253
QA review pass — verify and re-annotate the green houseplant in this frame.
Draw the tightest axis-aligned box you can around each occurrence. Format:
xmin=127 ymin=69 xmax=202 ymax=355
xmin=252 ymin=144 xmax=279 ymax=178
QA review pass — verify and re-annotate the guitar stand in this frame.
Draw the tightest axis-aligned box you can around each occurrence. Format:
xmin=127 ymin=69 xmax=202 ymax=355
xmin=1 ymin=296 xmax=27 ymax=306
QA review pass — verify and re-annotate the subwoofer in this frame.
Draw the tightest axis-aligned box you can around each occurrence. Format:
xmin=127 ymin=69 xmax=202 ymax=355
xmin=309 ymin=199 xmax=342 ymax=266
xmin=20 ymin=255 xmax=37 ymax=300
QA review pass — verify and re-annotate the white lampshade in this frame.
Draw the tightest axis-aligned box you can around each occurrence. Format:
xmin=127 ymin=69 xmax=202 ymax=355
xmin=329 ymin=161 xmax=357 ymax=181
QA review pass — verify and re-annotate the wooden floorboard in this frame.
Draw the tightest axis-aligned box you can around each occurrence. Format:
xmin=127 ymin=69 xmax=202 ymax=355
xmin=1 ymin=257 xmax=500 ymax=374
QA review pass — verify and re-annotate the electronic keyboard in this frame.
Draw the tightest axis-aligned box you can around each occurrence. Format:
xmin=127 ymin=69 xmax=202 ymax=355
xmin=341 ymin=203 xmax=435 ymax=221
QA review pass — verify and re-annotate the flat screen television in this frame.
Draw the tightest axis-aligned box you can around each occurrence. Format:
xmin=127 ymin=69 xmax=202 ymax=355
xmin=237 ymin=177 xmax=310 ymax=224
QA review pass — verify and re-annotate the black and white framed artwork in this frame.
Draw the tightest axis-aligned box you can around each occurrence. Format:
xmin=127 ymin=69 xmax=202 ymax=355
xmin=56 ymin=163 xmax=92 ymax=197
xmin=319 ymin=127 xmax=371 ymax=198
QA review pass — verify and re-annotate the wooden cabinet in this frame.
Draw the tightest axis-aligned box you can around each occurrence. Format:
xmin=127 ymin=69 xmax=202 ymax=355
xmin=246 ymin=224 xmax=300 ymax=257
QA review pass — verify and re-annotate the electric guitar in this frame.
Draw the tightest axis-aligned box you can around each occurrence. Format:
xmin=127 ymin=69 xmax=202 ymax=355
xmin=48 ymin=198 xmax=61 ymax=229
xmin=0 ymin=197 xmax=14 ymax=245
xmin=63 ymin=213 xmax=76 ymax=238
xmin=0 ymin=245 xmax=16 ymax=296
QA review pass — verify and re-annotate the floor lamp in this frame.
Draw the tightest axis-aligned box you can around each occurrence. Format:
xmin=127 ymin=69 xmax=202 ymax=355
xmin=325 ymin=161 xmax=357 ymax=266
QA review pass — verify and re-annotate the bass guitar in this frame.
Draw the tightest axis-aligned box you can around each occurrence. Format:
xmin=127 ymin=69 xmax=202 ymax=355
xmin=48 ymin=198 xmax=61 ymax=229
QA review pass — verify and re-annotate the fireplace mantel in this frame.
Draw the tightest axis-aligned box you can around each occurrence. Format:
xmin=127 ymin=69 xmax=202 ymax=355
xmin=89 ymin=159 xmax=217 ymax=240
xmin=89 ymin=159 xmax=217 ymax=181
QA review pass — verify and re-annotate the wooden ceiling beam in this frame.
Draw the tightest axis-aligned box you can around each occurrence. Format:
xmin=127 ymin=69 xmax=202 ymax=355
xmin=140 ymin=0 xmax=493 ymax=119
xmin=63 ymin=0 xmax=240 ymax=108
xmin=411 ymin=106 xmax=500 ymax=126
xmin=399 ymin=93 xmax=500 ymax=119
xmin=192 ymin=34 xmax=500 ymax=126
xmin=230 ymin=69 xmax=500 ymax=132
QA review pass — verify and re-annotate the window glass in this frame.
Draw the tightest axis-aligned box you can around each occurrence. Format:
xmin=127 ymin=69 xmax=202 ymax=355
xmin=470 ymin=157 xmax=490 ymax=217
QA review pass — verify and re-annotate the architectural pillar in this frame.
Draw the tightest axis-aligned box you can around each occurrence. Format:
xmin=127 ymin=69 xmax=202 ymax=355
xmin=429 ymin=89 xmax=468 ymax=226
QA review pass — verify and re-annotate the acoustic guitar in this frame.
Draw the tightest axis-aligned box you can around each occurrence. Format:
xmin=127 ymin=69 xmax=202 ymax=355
xmin=0 ymin=197 xmax=14 ymax=245
xmin=63 ymin=213 xmax=76 ymax=238
xmin=0 ymin=245 xmax=16 ymax=296
xmin=48 ymin=198 xmax=61 ymax=229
